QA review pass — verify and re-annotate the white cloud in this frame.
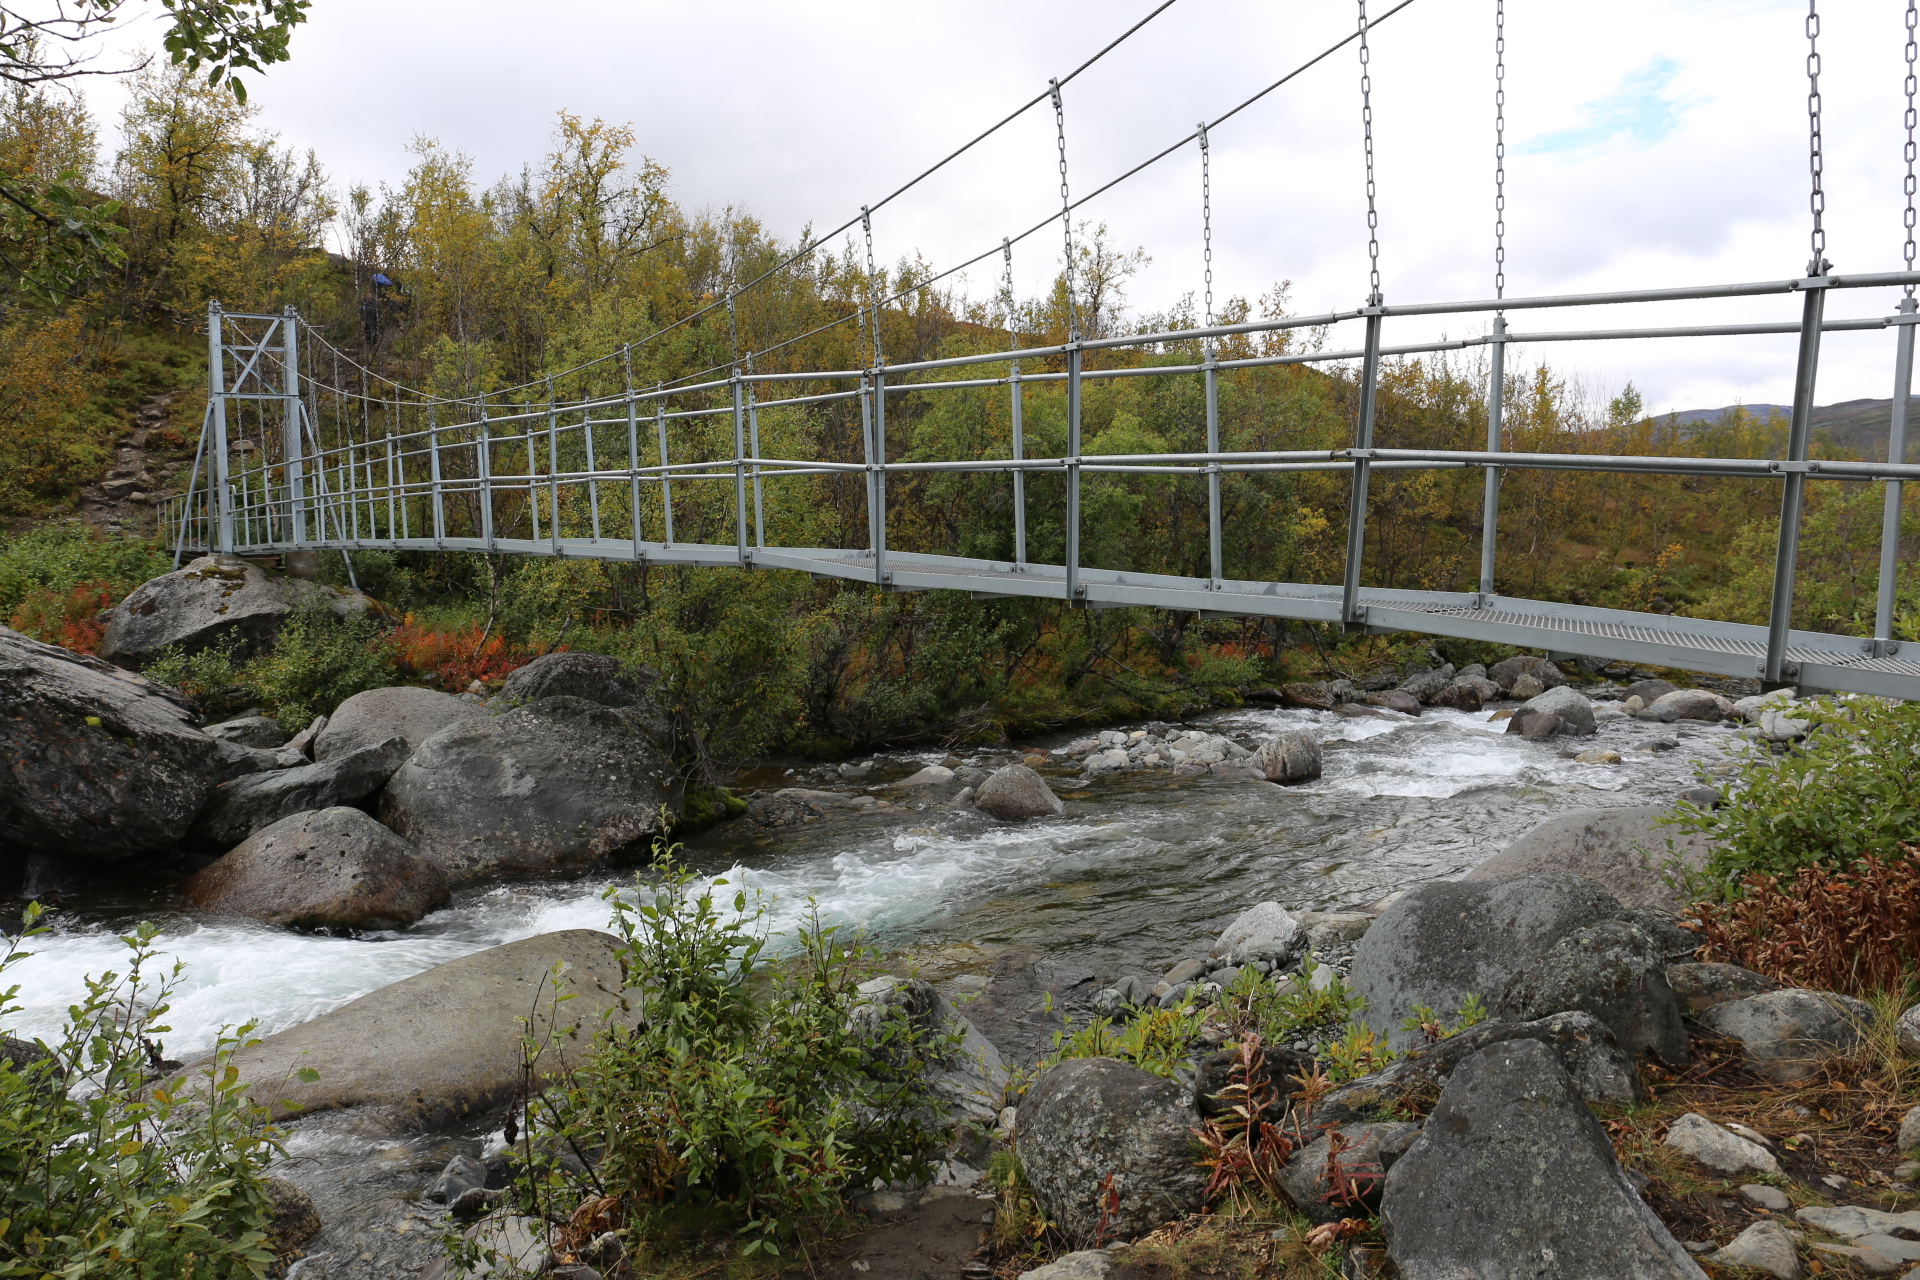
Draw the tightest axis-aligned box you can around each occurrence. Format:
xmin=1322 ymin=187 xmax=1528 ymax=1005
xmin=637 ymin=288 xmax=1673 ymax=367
xmin=73 ymin=0 xmax=1920 ymax=417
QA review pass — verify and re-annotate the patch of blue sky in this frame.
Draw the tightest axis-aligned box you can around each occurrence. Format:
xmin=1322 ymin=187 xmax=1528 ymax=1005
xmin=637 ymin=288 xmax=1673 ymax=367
xmin=1519 ymin=58 xmax=1695 ymax=155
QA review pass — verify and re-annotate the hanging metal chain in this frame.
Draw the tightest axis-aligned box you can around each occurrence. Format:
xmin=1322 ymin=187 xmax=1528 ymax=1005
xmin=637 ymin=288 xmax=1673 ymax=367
xmin=1806 ymin=0 xmax=1827 ymax=274
xmin=1002 ymin=236 xmax=1019 ymax=350
xmin=1357 ymin=0 xmax=1382 ymax=305
xmin=1198 ymin=121 xmax=1215 ymax=331
xmin=1051 ymin=78 xmax=1081 ymax=340
xmin=1493 ymin=0 xmax=1506 ymax=300
xmin=1904 ymin=0 xmax=1917 ymax=296
xmin=860 ymin=205 xmax=884 ymax=368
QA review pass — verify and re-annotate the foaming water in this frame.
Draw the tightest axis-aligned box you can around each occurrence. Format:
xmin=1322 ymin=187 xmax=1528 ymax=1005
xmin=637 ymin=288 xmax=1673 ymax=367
xmin=3 ymin=704 xmax=1739 ymax=1060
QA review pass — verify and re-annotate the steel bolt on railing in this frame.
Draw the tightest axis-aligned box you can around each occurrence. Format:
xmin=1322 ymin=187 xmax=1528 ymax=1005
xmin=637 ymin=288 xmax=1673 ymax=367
xmin=166 ymin=267 xmax=1920 ymax=701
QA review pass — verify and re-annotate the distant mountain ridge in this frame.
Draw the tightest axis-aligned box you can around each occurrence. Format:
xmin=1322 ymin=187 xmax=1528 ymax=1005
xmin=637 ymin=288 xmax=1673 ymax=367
xmin=1660 ymin=397 xmax=1920 ymax=462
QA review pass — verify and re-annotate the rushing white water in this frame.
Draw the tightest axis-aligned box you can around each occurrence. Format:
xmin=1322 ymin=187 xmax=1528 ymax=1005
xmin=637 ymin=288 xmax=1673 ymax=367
xmin=2 ymin=703 xmax=1740 ymax=1061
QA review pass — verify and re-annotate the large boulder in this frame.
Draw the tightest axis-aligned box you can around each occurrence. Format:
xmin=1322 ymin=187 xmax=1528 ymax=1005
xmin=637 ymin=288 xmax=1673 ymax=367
xmin=98 ymin=554 xmax=376 ymax=669
xmin=206 ymin=715 xmax=287 ymax=749
xmin=973 ymin=764 xmax=1067 ymax=820
xmin=850 ymin=975 xmax=1009 ymax=1125
xmin=190 ymin=739 xmax=410 ymax=849
xmin=182 ymin=806 xmax=450 ymax=930
xmin=0 ymin=625 xmax=230 ymax=857
xmin=1697 ymin=988 xmax=1874 ymax=1082
xmin=1279 ymin=682 xmax=1338 ymax=711
xmin=1518 ymin=684 xmax=1596 ymax=736
xmin=1380 ymin=1039 xmax=1706 ymax=1280
xmin=1426 ymin=681 xmax=1486 ymax=712
xmin=1253 ymin=731 xmax=1322 ymax=784
xmin=1488 ymin=655 xmax=1567 ymax=694
xmin=1396 ymin=666 xmax=1455 ymax=703
xmin=1347 ymin=873 xmax=1624 ymax=1053
xmin=378 ymin=696 xmax=676 ymax=882
xmin=1016 ymin=1057 xmax=1210 ymax=1244
xmin=1647 ymin=689 xmax=1726 ymax=723
xmin=1497 ymin=921 xmax=1690 ymax=1064
xmin=178 ymin=930 xmax=633 ymax=1126
xmin=1465 ymin=806 xmax=1714 ymax=912
xmin=313 ymin=687 xmax=487 ymax=761
xmin=1665 ymin=962 xmax=1783 ymax=1015
xmin=1210 ymin=902 xmax=1304 ymax=965
xmin=500 ymin=651 xmax=647 ymax=708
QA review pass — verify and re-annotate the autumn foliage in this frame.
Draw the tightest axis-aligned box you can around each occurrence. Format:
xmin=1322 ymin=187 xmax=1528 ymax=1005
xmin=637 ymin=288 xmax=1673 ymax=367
xmin=7 ymin=580 xmax=115 ymax=654
xmin=387 ymin=616 xmax=536 ymax=690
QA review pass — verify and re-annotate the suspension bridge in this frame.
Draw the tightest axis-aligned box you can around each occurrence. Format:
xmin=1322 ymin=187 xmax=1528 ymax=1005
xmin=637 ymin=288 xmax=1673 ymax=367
xmin=167 ymin=0 xmax=1920 ymax=702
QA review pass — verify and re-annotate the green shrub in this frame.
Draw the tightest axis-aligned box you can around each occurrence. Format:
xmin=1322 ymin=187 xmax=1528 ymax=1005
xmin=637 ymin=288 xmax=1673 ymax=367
xmin=0 ymin=903 xmax=292 ymax=1277
xmin=1668 ymin=695 xmax=1920 ymax=887
xmin=144 ymin=637 xmax=242 ymax=703
xmin=470 ymin=853 xmax=951 ymax=1268
xmin=0 ymin=521 xmax=171 ymax=619
xmin=241 ymin=603 xmax=398 ymax=730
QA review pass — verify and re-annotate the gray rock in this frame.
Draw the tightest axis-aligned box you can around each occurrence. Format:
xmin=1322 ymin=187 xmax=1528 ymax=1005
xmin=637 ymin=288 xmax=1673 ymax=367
xmin=1365 ymin=690 xmax=1422 ymax=714
xmin=1456 ymin=663 xmax=1487 ymax=681
xmin=500 ymin=651 xmax=647 ymax=708
xmin=1699 ymin=988 xmax=1874 ymax=1082
xmin=378 ymin=696 xmax=675 ymax=883
xmin=1016 ymin=1057 xmax=1210 ymax=1244
xmin=98 ymin=554 xmax=377 ymax=669
xmin=1253 ymin=731 xmax=1322 ymax=784
xmin=260 ymin=1175 xmax=322 ymax=1256
xmin=1426 ymin=681 xmax=1487 ymax=712
xmin=207 ymin=715 xmax=287 ymax=749
xmin=1396 ymin=665 xmax=1455 ymax=703
xmin=178 ymin=929 xmax=633 ymax=1126
xmin=1318 ymin=1011 xmax=1642 ymax=1123
xmin=1505 ymin=709 xmax=1569 ymax=739
xmin=426 ymin=1152 xmax=489 ymax=1204
xmin=1664 ymin=1112 xmax=1781 ymax=1175
xmin=1624 ymin=678 xmax=1678 ymax=704
xmin=1163 ymin=957 xmax=1207 ymax=986
xmin=1379 ymin=1038 xmax=1705 ymax=1280
xmin=283 ymin=713 xmax=327 ymax=757
xmin=897 ymin=764 xmax=955 ymax=788
xmin=189 ymin=738 xmax=409 ymax=849
xmin=1498 ymin=921 xmax=1690 ymax=1064
xmin=1520 ymin=684 xmax=1597 ymax=736
xmin=1742 ymin=1184 xmax=1792 ymax=1211
xmin=313 ymin=686 xmax=488 ymax=761
xmin=851 ymin=975 xmax=1009 ymax=1125
xmin=1895 ymin=1004 xmax=1920 ymax=1057
xmin=1758 ymin=709 xmax=1812 ymax=741
xmin=1649 ymin=689 xmax=1725 ymax=723
xmin=973 ymin=764 xmax=1067 ymax=820
xmin=1466 ymin=805 xmax=1714 ymax=912
xmin=1489 ymin=655 xmax=1567 ymax=694
xmin=1279 ymin=682 xmax=1337 ymax=711
xmin=1903 ymin=1105 xmax=1920 ymax=1152
xmin=1348 ymin=873 xmax=1625 ymax=1053
xmin=1797 ymin=1204 xmax=1920 ymax=1244
xmin=0 ymin=625 xmax=232 ymax=857
xmin=1708 ymin=1220 xmax=1802 ymax=1280
xmin=1016 ymin=1252 xmax=1111 ymax=1280
xmin=1194 ymin=1043 xmax=1317 ymax=1121
xmin=1509 ymin=673 xmax=1547 ymax=700
xmin=1297 ymin=911 xmax=1375 ymax=949
xmin=182 ymin=806 xmax=450 ymax=930
xmin=1279 ymin=1122 xmax=1421 ymax=1223
xmin=1211 ymin=902 xmax=1304 ymax=964
xmin=1666 ymin=962 xmax=1783 ymax=1015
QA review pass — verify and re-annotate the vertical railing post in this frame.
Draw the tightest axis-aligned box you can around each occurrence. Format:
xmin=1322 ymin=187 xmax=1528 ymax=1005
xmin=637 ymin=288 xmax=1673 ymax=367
xmin=1874 ymin=296 xmax=1917 ymax=656
xmin=585 ymin=407 xmax=602 ymax=543
xmin=1204 ymin=343 xmax=1223 ymax=587
xmin=478 ymin=395 xmax=495 ymax=552
xmin=1764 ymin=273 xmax=1830 ymax=685
xmin=1065 ymin=341 xmax=1083 ymax=603
xmin=626 ymin=366 xmax=642 ymax=561
xmin=859 ymin=374 xmax=878 ymax=563
xmin=731 ymin=373 xmax=749 ymax=563
xmin=208 ymin=301 xmax=233 ymax=554
xmin=525 ymin=415 xmax=541 ymax=546
xmin=545 ymin=379 xmax=560 ymax=555
xmin=1010 ymin=361 xmax=1027 ymax=569
xmin=874 ymin=370 xmax=890 ymax=586
xmin=655 ymin=389 xmax=675 ymax=547
xmin=282 ymin=306 xmax=304 ymax=546
xmin=1478 ymin=315 xmax=1507 ymax=603
xmin=747 ymin=379 xmax=765 ymax=549
xmin=1341 ymin=308 xmax=1386 ymax=628
xmin=428 ymin=403 xmax=446 ymax=548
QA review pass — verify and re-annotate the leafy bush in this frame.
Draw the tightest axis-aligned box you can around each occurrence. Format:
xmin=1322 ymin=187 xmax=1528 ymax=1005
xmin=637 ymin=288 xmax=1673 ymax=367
xmin=7 ymin=580 xmax=115 ymax=652
xmin=0 ymin=904 xmax=290 ymax=1277
xmin=0 ymin=522 xmax=171 ymax=620
xmin=143 ymin=637 xmax=242 ymax=704
xmin=387 ymin=615 xmax=532 ymax=690
xmin=469 ymin=854 xmax=950 ymax=1269
xmin=1668 ymin=696 xmax=1920 ymax=884
xmin=1681 ymin=845 xmax=1920 ymax=996
xmin=240 ymin=603 xmax=398 ymax=730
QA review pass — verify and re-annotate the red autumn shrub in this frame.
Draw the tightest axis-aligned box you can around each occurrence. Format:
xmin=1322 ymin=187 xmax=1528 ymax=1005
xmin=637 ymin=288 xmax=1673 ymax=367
xmin=8 ymin=580 xmax=115 ymax=654
xmin=387 ymin=616 xmax=537 ymax=690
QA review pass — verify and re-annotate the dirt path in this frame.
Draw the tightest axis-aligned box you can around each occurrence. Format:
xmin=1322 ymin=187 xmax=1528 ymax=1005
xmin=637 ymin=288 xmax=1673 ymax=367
xmin=823 ymin=1196 xmax=997 ymax=1280
xmin=76 ymin=392 xmax=190 ymax=540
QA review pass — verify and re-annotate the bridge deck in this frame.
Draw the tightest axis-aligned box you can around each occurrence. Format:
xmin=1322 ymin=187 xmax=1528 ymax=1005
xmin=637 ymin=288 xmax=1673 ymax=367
xmin=200 ymin=533 xmax=1920 ymax=700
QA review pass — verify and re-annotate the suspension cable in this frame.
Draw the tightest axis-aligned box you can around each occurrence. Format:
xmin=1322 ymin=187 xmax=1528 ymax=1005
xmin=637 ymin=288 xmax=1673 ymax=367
xmin=1358 ymin=0 xmax=1383 ymax=305
xmin=861 ymin=205 xmax=884 ymax=368
xmin=1904 ymin=0 xmax=1917 ymax=297
xmin=1493 ymin=0 xmax=1506 ymax=301
xmin=1052 ymin=78 xmax=1081 ymax=340
xmin=1002 ymin=236 xmax=1019 ymax=349
xmin=1199 ymin=120 xmax=1214 ymax=331
xmin=1806 ymin=0 xmax=1828 ymax=274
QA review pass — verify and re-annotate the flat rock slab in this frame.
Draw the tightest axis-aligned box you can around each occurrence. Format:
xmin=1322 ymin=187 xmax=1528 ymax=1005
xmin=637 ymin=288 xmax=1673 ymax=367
xmin=1381 ymin=1038 xmax=1705 ymax=1280
xmin=314 ymin=686 xmax=487 ymax=761
xmin=1466 ymin=806 xmax=1714 ymax=911
xmin=181 ymin=929 xmax=634 ymax=1127
xmin=1664 ymin=1112 xmax=1781 ymax=1176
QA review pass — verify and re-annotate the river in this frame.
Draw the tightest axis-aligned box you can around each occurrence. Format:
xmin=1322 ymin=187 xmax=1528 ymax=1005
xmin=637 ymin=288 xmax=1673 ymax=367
xmin=0 ymin=701 xmax=1740 ymax=1061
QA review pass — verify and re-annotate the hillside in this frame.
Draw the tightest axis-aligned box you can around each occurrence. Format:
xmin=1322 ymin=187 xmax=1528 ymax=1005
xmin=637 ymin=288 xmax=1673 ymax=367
xmin=1666 ymin=397 xmax=1920 ymax=462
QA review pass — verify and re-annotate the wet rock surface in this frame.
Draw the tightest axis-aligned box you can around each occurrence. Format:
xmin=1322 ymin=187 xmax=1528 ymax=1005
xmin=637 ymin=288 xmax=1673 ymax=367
xmin=183 ymin=806 xmax=450 ymax=930
xmin=972 ymin=764 xmax=1066 ymax=820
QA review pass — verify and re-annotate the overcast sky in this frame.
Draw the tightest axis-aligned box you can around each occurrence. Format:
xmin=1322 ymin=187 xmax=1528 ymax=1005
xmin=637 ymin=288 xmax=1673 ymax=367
xmin=78 ymin=0 xmax=1920 ymax=417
